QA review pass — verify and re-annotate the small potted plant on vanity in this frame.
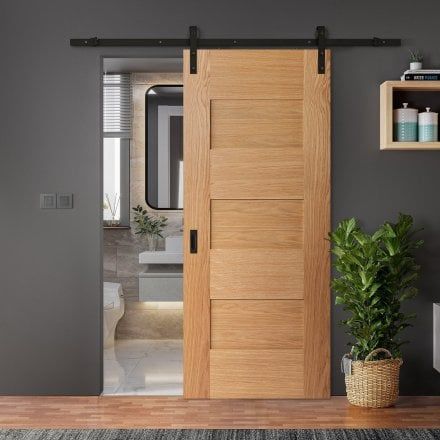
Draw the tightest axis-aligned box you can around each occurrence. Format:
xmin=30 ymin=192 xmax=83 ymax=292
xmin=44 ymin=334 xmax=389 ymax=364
xmin=329 ymin=214 xmax=423 ymax=408
xmin=409 ymin=49 xmax=423 ymax=71
xmin=132 ymin=205 xmax=168 ymax=251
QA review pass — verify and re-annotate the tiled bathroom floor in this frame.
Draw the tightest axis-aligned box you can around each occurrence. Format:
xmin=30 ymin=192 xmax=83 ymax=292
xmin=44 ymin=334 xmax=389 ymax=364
xmin=103 ymin=339 xmax=183 ymax=396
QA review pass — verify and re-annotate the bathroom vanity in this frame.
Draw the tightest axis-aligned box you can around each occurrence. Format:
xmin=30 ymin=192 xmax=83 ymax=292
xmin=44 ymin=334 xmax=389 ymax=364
xmin=138 ymin=235 xmax=183 ymax=301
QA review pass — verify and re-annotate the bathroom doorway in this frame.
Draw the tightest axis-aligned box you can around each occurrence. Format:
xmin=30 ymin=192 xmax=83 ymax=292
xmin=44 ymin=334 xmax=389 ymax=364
xmin=101 ymin=57 xmax=184 ymax=395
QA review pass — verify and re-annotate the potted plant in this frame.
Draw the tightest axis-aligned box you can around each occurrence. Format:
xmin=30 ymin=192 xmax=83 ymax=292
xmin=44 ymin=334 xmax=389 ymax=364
xmin=329 ymin=214 xmax=423 ymax=408
xmin=409 ymin=49 xmax=423 ymax=71
xmin=132 ymin=205 xmax=168 ymax=251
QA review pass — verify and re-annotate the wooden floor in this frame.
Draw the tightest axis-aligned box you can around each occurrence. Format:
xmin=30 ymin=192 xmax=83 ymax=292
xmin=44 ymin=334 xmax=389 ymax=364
xmin=0 ymin=396 xmax=439 ymax=429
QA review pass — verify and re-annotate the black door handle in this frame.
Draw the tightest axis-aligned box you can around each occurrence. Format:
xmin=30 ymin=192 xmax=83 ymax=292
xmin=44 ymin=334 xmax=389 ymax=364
xmin=190 ymin=229 xmax=198 ymax=254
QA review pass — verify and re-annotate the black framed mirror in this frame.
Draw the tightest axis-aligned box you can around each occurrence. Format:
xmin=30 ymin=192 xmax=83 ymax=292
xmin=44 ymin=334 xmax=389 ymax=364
xmin=145 ymin=85 xmax=183 ymax=210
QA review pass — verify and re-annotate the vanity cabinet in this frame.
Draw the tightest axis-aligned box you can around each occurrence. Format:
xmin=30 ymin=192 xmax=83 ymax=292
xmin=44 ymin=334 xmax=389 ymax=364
xmin=139 ymin=271 xmax=183 ymax=302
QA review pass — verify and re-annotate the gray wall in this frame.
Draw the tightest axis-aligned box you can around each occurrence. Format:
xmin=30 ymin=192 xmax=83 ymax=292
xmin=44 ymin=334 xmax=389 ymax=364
xmin=1 ymin=0 xmax=439 ymax=395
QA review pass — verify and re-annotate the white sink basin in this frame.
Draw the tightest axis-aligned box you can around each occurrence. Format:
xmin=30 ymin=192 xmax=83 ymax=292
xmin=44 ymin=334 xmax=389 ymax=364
xmin=139 ymin=235 xmax=183 ymax=264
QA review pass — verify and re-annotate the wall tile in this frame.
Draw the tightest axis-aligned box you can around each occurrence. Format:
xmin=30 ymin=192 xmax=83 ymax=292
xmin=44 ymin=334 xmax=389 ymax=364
xmin=104 ymin=228 xmax=140 ymax=247
xmin=131 ymin=157 xmax=144 ymax=183
xmin=117 ymin=246 xmax=142 ymax=277
xmin=104 ymin=246 xmax=117 ymax=277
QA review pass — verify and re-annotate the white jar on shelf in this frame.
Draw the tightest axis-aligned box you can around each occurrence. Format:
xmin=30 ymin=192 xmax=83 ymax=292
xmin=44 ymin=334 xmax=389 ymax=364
xmin=418 ymin=107 xmax=438 ymax=142
xmin=393 ymin=103 xmax=418 ymax=142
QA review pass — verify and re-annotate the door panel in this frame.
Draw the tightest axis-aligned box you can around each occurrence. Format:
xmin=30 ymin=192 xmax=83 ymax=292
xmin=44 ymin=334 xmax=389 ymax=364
xmin=211 ymin=300 xmax=304 ymax=349
xmin=184 ymin=49 xmax=330 ymax=399
xmin=210 ymin=200 xmax=303 ymax=250
xmin=210 ymin=148 xmax=304 ymax=199
xmin=210 ymin=100 xmax=303 ymax=149
xmin=208 ymin=50 xmax=304 ymax=99
xmin=210 ymin=249 xmax=304 ymax=299
xmin=210 ymin=349 xmax=304 ymax=398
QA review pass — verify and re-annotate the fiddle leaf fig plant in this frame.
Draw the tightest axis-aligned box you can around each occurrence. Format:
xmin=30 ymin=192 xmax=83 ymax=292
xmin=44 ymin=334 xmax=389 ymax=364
xmin=329 ymin=214 xmax=423 ymax=360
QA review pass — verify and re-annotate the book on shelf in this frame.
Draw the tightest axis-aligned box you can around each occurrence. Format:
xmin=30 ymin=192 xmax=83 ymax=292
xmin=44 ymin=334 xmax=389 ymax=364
xmin=402 ymin=69 xmax=440 ymax=81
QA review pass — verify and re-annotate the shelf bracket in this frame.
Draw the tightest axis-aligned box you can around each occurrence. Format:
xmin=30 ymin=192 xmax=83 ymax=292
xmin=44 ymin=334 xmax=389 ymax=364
xmin=316 ymin=26 xmax=326 ymax=74
xmin=189 ymin=26 xmax=198 ymax=74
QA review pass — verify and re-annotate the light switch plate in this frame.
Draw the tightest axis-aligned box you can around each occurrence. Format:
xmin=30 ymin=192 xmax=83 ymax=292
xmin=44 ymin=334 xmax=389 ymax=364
xmin=40 ymin=193 xmax=56 ymax=209
xmin=57 ymin=193 xmax=73 ymax=209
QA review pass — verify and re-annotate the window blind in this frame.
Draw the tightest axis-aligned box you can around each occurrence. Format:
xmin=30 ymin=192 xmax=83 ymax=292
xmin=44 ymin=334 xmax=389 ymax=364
xmin=103 ymin=73 xmax=132 ymax=138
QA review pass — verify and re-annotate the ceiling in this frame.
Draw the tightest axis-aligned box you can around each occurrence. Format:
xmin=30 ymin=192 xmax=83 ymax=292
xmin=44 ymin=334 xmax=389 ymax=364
xmin=103 ymin=57 xmax=183 ymax=73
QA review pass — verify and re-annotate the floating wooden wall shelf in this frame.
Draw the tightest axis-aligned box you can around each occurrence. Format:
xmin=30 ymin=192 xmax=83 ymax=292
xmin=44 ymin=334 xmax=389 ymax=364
xmin=380 ymin=80 xmax=440 ymax=150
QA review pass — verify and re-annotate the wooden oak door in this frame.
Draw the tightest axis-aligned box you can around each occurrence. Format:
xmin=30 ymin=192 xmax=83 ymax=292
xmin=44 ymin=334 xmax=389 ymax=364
xmin=183 ymin=49 xmax=330 ymax=399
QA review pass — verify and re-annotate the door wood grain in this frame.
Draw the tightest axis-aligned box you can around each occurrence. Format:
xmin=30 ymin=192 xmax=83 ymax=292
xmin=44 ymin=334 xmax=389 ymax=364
xmin=210 ymin=200 xmax=303 ymax=250
xmin=210 ymin=99 xmax=303 ymax=149
xmin=210 ymin=147 xmax=304 ymax=199
xmin=208 ymin=50 xmax=304 ymax=100
xmin=210 ymin=349 xmax=304 ymax=398
xmin=210 ymin=249 xmax=304 ymax=299
xmin=211 ymin=299 xmax=304 ymax=349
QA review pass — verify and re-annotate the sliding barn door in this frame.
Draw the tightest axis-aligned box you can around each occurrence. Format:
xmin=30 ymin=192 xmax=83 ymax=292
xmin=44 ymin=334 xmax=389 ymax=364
xmin=183 ymin=49 xmax=330 ymax=399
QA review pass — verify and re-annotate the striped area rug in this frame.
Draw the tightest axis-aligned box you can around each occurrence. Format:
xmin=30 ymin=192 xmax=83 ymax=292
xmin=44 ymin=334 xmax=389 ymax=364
xmin=0 ymin=430 xmax=438 ymax=439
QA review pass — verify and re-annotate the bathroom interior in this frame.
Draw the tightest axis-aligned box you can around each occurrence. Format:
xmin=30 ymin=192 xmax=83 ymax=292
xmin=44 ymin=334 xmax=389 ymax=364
xmin=102 ymin=57 xmax=184 ymax=395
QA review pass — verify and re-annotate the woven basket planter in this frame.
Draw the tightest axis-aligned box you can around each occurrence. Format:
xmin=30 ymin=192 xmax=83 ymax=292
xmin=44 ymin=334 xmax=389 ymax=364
xmin=345 ymin=348 xmax=403 ymax=408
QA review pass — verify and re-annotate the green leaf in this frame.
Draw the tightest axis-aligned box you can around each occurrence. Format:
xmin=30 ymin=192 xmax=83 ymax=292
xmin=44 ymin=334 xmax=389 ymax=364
xmin=369 ymin=283 xmax=381 ymax=296
xmin=372 ymin=229 xmax=385 ymax=241
xmin=345 ymin=218 xmax=357 ymax=238
xmin=370 ymin=296 xmax=381 ymax=307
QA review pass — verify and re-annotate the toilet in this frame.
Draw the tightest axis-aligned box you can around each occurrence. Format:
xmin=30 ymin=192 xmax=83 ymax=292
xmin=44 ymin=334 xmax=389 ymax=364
xmin=103 ymin=282 xmax=125 ymax=349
